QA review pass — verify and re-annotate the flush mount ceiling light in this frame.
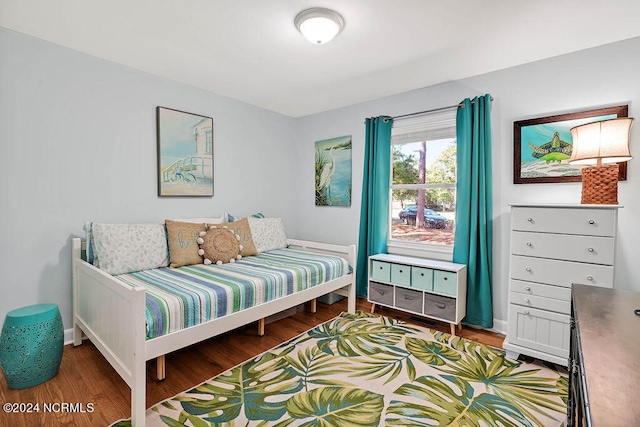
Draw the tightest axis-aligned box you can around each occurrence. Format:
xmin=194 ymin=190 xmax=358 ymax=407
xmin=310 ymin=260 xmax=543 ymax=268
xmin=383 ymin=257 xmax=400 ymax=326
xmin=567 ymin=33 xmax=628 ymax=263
xmin=295 ymin=7 xmax=344 ymax=45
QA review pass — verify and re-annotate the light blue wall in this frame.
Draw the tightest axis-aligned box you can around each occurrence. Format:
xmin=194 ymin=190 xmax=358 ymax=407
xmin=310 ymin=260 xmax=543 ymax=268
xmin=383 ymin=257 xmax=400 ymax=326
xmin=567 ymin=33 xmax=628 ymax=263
xmin=2 ymin=25 xmax=639 ymax=334
xmin=0 ymin=28 xmax=297 ymax=331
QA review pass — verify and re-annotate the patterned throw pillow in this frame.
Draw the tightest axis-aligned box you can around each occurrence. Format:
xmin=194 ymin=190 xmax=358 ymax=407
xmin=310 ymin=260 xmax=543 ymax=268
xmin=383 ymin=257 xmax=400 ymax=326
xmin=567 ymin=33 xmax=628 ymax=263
xmin=83 ymin=221 xmax=99 ymax=267
xmin=92 ymin=223 xmax=170 ymax=275
xmin=197 ymin=227 xmax=241 ymax=265
xmin=225 ymin=211 xmax=265 ymax=223
xmin=224 ymin=218 xmax=258 ymax=257
xmin=165 ymin=220 xmax=206 ymax=267
xmin=247 ymin=217 xmax=288 ymax=253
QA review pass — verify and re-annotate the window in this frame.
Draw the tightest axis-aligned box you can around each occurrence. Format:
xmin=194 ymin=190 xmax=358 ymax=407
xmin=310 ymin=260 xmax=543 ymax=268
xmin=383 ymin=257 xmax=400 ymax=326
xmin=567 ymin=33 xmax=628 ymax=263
xmin=389 ymin=110 xmax=457 ymax=248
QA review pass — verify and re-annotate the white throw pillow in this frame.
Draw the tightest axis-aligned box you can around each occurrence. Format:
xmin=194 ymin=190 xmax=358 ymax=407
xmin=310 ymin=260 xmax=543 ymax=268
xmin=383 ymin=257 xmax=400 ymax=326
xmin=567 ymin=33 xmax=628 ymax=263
xmin=92 ymin=223 xmax=169 ymax=275
xmin=172 ymin=214 xmax=225 ymax=226
xmin=247 ymin=217 xmax=288 ymax=252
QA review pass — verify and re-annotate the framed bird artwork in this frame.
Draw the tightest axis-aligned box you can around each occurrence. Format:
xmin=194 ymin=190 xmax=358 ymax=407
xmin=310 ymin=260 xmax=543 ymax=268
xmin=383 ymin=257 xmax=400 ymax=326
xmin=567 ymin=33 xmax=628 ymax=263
xmin=315 ymin=135 xmax=352 ymax=206
xmin=513 ymin=105 xmax=628 ymax=184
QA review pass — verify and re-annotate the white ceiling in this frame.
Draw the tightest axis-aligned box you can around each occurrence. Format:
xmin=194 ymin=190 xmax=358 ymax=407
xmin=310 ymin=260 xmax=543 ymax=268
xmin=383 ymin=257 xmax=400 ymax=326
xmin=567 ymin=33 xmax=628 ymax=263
xmin=2 ymin=0 xmax=640 ymax=117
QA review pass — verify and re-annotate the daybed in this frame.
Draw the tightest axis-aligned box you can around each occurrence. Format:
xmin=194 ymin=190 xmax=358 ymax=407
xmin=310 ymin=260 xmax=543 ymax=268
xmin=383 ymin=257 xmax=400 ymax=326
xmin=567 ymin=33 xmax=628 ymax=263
xmin=72 ymin=218 xmax=356 ymax=427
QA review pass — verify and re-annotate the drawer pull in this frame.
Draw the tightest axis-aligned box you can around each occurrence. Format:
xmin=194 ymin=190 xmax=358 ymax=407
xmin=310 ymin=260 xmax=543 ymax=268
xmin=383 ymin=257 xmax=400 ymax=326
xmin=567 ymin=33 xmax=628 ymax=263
xmin=525 ymin=286 xmax=531 ymax=292
xmin=435 ymin=302 xmax=446 ymax=309
xmin=526 ymin=242 xmax=532 ymax=247
xmin=587 ymin=247 xmax=594 ymax=252
xmin=587 ymin=276 xmax=594 ymax=281
xmin=525 ymin=267 xmax=532 ymax=272
xmin=443 ymin=277 xmax=448 ymax=281
xmin=524 ymin=310 xmax=530 ymax=315
xmin=525 ymin=298 xmax=531 ymax=304
xmin=588 ymin=220 xmax=595 ymax=225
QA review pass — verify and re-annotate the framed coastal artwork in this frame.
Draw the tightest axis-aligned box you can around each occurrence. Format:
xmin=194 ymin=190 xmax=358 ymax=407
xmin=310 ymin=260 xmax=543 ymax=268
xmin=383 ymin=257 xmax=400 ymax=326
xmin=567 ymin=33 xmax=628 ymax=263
xmin=513 ymin=105 xmax=628 ymax=184
xmin=315 ymin=135 xmax=352 ymax=206
xmin=157 ymin=107 xmax=214 ymax=197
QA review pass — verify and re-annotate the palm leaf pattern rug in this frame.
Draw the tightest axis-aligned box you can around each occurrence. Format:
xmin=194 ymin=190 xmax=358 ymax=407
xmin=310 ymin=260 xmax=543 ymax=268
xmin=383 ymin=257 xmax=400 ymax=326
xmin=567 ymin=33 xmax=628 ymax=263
xmin=113 ymin=311 xmax=567 ymax=426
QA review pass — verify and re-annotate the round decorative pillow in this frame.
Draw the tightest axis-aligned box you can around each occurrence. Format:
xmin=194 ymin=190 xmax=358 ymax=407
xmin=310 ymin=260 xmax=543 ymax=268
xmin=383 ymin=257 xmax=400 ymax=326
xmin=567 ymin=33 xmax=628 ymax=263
xmin=197 ymin=226 xmax=243 ymax=265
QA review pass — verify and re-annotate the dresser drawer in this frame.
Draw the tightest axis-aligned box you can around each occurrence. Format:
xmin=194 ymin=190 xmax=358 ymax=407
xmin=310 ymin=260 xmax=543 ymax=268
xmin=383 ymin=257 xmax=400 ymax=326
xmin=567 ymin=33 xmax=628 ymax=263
xmin=395 ymin=287 xmax=423 ymax=313
xmin=371 ymin=261 xmax=391 ymax=282
xmin=511 ymin=206 xmax=616 ymax=237
xmin=507 ymin=304 xmax=570 ymax=359
xmin=433 ymin=270 xmax=457 ymax=296
xmin=511 ymin=231 xmax=615 ymax=265
xmin=411 ymin=267 xmax=434 ymax=291
xmin=510 ymin=279 xmax=571 ymax=301
xmin=510 ymin=255 xmax=614 ymax=288
xmin=391 ymin=264 xmax=411 ymax=287
xmin=424 ymin=294 xmax=456 ymax=322
xmin=509 ymin=291 xmax=571 ymax=314
xmin=368 ymin=282 xmax=393 ymax=306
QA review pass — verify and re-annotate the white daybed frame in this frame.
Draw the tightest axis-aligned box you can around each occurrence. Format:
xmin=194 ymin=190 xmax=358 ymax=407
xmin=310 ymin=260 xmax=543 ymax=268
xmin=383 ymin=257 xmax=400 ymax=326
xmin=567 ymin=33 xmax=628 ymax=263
xmin=72 ymin=237 xmax=356 ymax=427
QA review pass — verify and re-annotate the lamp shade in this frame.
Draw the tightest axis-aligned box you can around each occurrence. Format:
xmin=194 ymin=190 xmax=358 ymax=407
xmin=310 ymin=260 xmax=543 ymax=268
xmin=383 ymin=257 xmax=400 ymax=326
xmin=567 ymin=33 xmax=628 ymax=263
xmin=295 ymin=8 xmax=344 ymax=44
xmin=569 ymin=117 xmax=634 ymax=165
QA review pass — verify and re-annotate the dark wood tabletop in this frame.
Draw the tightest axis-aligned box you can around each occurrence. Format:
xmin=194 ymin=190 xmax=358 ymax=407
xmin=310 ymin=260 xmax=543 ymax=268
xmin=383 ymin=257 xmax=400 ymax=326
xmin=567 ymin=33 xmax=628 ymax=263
xmin=572 ymin=284 xmax=640 ymax=426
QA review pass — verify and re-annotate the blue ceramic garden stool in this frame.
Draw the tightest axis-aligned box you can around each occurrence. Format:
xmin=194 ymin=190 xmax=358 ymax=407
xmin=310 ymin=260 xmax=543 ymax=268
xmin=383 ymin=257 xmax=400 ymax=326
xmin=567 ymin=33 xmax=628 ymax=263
xmin=0 ymin=303 xmax=63 ymax=389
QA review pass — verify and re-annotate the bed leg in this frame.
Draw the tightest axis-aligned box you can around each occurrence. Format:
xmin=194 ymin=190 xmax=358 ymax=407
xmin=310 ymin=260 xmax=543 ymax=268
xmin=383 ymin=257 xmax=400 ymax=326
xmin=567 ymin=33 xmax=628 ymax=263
xmin=258 ymin=318 xmax=265 ymax=336
xmin=73 ymin=323 xmax=83 ymax=346
xmin=371 ymin=303 xmax=376 ymax=314
xmin=310 ymin=298 xmax=317 ymax=313
xmin=156 ymin=355 xmax=166 ymax=381
xmin=348 ymin=290 xmax=356 ymax=313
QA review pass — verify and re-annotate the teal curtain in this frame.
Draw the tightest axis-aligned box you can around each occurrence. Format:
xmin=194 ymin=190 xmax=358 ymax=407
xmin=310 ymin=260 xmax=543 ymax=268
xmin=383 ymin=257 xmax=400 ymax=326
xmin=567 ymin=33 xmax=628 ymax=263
xmin=356 ymin=116 xmax=393 ymax=296
xmin=453 ymin=94 xmax=493 ymax=328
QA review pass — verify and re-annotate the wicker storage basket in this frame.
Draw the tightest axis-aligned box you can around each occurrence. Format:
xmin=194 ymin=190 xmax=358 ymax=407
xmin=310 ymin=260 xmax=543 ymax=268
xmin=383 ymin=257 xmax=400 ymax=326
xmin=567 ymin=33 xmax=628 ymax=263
xmin=581 ymin=164 xmax=619 ymax=204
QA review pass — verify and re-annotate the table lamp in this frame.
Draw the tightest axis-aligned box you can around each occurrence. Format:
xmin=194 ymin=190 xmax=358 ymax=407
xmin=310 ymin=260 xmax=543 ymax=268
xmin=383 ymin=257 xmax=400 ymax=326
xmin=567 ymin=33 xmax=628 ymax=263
xmin=569 ymin=117 xmax=633 ymax=204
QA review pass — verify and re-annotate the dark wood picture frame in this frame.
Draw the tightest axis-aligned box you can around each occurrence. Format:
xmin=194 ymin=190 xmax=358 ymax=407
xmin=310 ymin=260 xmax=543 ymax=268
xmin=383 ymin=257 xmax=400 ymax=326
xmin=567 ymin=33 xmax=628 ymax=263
xmin=514 ymin=105 xmax=628 ymax=184
xmin=157 ymin=106 xmax=214 ymax=197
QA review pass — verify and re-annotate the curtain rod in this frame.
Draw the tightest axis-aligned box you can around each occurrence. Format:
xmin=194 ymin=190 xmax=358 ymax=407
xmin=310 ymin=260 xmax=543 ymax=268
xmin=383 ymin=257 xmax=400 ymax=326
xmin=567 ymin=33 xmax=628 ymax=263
xmin=384 ymin=96 xmax=494 ymax=122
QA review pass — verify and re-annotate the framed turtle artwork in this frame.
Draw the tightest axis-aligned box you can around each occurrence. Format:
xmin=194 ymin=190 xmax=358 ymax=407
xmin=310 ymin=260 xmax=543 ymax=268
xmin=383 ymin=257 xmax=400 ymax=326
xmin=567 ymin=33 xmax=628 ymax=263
xmin=513 ymin=105 xmax=628 ymax=184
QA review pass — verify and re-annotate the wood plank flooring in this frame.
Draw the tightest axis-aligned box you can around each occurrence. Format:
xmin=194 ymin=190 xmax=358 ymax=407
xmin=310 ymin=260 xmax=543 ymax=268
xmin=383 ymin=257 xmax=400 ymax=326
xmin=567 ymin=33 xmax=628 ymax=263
xmin=0 ymin=297 xmax=504 ymax=426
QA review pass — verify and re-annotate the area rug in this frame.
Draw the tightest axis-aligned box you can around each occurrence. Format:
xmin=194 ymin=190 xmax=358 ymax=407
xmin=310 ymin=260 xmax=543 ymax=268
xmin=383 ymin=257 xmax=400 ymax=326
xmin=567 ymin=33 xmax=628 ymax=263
xmin=113 ymin=311 xmax=567 ymax=426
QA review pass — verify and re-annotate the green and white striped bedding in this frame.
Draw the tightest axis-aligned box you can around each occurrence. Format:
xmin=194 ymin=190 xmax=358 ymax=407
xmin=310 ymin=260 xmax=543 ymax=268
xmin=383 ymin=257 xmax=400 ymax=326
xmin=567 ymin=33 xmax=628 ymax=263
xmin=115 ymin=248 xmax=350 ymax=339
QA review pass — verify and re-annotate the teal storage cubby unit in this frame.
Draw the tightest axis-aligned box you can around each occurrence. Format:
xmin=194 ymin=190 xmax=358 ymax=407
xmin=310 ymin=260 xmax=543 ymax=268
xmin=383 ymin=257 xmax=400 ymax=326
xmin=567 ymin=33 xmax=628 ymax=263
xmin=368 ymin=254 xmax=467 ymax=336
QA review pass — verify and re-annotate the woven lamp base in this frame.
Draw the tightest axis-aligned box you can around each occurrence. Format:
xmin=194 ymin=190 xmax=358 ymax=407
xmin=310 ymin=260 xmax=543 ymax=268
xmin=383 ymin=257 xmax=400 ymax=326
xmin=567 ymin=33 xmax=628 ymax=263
xmin=581 ymin=164 xmax=619 ymax=204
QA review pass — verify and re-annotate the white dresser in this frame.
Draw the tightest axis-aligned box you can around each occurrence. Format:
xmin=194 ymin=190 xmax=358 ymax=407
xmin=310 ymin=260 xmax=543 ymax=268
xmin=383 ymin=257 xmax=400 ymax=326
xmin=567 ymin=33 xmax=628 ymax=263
xmin=503 ymin=203 xmax=620 ymax=366
xmin=368 ymin=254 xmax=467 ymax=335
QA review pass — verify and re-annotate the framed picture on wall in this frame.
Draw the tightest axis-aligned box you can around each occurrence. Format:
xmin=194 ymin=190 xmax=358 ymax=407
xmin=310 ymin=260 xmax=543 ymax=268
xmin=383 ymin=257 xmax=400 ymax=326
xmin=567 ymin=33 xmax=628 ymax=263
xmin=157 ymin=106 xmax=214 ymax=197
xmin=315 ymin=135 xmax=352 ymax=206
xmin=513 ymin=105 xmax=628 ymax=184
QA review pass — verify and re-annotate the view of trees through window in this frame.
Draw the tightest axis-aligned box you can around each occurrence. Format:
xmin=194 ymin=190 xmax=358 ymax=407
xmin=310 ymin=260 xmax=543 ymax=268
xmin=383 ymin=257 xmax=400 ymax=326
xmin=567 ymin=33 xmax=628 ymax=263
xmin=390 ymin=138 xmax=456 ymax=246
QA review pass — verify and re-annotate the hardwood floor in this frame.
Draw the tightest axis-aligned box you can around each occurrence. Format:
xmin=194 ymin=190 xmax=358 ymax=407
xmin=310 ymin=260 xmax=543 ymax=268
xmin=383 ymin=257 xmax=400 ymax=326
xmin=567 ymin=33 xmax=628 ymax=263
xmin=0 ymin=297 xmax=504 ymax=426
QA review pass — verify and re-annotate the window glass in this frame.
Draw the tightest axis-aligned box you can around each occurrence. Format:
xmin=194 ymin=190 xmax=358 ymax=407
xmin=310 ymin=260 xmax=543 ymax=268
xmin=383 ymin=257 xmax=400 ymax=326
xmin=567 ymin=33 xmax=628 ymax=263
xmin=390 ymin=113 xmax=456 ymax=247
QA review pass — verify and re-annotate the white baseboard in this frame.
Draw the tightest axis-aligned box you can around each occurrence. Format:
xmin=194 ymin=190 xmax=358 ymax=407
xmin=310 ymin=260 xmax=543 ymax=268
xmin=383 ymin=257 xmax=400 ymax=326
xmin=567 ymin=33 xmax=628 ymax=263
xmin=64 ymin=328 xmax=75 ymax=346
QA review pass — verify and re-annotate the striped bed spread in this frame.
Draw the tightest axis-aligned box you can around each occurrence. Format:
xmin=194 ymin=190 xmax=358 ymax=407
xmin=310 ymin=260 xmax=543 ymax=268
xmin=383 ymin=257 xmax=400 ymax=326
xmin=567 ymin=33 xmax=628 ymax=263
xmin=115 ymin=248 xmax=350 ymax=339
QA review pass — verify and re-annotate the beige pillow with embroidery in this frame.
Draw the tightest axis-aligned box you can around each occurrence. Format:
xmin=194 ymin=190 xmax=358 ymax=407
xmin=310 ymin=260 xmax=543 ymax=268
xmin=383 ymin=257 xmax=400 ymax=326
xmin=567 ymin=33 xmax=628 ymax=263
xmin=165 ymin=220 xmax=206 ymax=267
xmin=224 ymin=218 xmax=258 ymax=257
